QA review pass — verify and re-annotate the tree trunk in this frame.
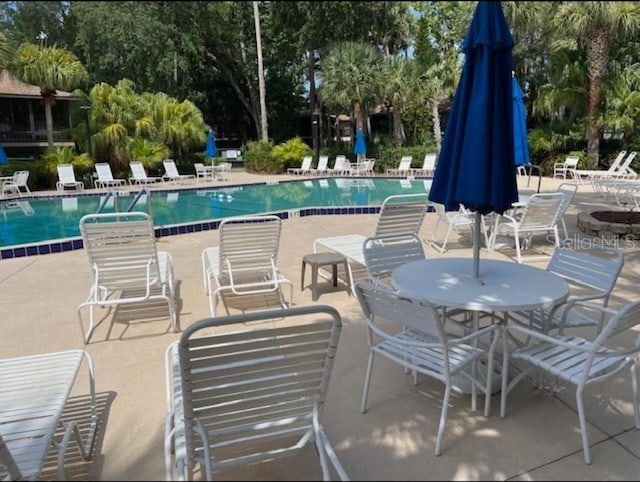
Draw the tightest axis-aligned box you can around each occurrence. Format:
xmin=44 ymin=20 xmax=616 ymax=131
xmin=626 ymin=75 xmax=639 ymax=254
xmin=353 ymin=101 xmax=363 ymax=133
xmin=253 ymin=1 xmax=268 ymax=142
xmin=307 ymin=49 xmax=318 ymax=151
xmin=391 ymin=104 xmax=406 ymax=146
xmin=586 ymin=30 xmax=608 ymax=161
xmin=44 ymin=96 xmax=54 ymax=148
xmin=432 ymin=100 xmax=442 ymax=154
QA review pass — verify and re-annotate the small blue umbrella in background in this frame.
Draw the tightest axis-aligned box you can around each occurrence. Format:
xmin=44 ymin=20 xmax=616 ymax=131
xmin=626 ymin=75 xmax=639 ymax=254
xmin=353 ymin=129 xmax=366 ymax=162
xmin=206 ymin=130 xmax=217 ymax=166
xmin=0 ymin=145 xmax=8 ymax=165
xmin=428 ymin=1 xmax=518 ymax=279
xmin=512 ymin=75 xmax=530 ymax=167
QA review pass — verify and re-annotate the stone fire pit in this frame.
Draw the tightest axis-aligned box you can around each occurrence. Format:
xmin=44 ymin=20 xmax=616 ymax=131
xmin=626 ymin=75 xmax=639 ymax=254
xmin=577 ymin=209 xmax=640 ymax=240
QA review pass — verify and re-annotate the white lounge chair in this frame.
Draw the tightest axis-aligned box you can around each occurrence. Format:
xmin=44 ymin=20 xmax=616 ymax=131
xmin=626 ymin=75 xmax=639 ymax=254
xmin=129 ymin=161 xmax=163 ymax=185
xmin=329 ymin=155 xmax=348 ymax=176
xmin=1 ymin=170 xmax=30 ymax=198
xmin=430 ymin=203 xmax=490 ymax=254
xmin=490 ymin=192 xmax=565 ymax=264
xmin=414 ymin=153 xmax=437 ymax=176
xmin=553 ymin=155 xmax=579 ymax=179
xmin=287 ymin=155 xmax=313 ymax=175
xmin=572 ymin=150 xmax=627 ymax=183
xmin=508 ymin=246 xmax=624 ymax=334
xmin=556 ymin=182 xmax=578 ymax=239
xmin=312 ymin=155 xmax=330 ymax=176
xmin=0 ymin=349 xmax=97 ymax=480
xmin=164 ymin=305 xmax=349 ymax=481
xmin=355 ymin=280 xmax=500 ymax=456
xmin=201 ymin=214 xmax=293 ymax=316
xmin=500 ymin=299 xmax=640 ymax=465
xmin=56 ymin=164 xmax=84 ymax=192
xmin=386 ymin=155 xmax=413 ymax=176
xmin=77 ymin=212 xmax=177 ymax=344
xmin=194 ymin=162 xmax=213 ymax=182
xmin=163 ymin=159 xmax=195 ymax=184
xmin=94 ymin=163 xmax=126 ymax=189
xmin=314 ymin=193 xmax=429 ymax=293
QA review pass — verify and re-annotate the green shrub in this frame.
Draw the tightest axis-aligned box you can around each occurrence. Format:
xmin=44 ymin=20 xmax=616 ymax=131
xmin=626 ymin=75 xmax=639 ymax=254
xmin=270 ymin=137 xmax=313 ymax=172
xmin=40 ymin=147 xmax=95 ymax=188
xmin=127 ymin=137 xmax=169 ymax=170
xmin=244 ymin=140 xmax=275 ymax=173
xmin=372 ymin=145 xmax=436 ymax=173
xmin=537 ymin=150 xmax=596 ymax=176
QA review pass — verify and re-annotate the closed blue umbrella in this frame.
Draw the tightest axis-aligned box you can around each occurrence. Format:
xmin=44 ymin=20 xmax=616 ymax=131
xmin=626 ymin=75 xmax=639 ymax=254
xmin=353 ymin=129 xmax=366 ymax=161
xmin=428 ymin=1 xmax=518 ymax=279
xmin=205 ymin=130 xmax=217 ymax=163
xmin=513 ymin=75 xmax=530 ymax=166
xmin=0 ymin=145 xmax=8 ymax=165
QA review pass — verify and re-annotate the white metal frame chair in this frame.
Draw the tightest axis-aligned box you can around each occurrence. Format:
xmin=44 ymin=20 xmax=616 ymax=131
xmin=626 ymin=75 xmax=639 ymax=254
xmin=556 ymin=182 xmax=578 ymax=239
xmin=490 ymin=192 xmax=565 ymax=264
xmin=1 ymin=170 xmax=30 ymax=197
xmin=164 ymin=306 xmax=349 ymax=481
xmin=94 ymin=163 xmax=126 ymax=189
xmin=355 ymin=280 xmax=500 ymax=456
xmin=362 ymin=233 xmax=426 ymax=285
xmin=386 ymin=155 xmax=413 ymax=176
xmin=0 ymin=350 xmax=97 ymax=481
xmin=129 ymin=161 xmax=164 ymax=185
xmin=314 ymin=193 xmax=429 ymax=293
xmin=553 ymin=156 xmax=579 ymax=179
xmin=500 ymin=300 xmax=640 ymax=464
xmin=56 ymin=164 xmax=84 ymax=192
xmin=414 ymin=153 xmax=436 ymax=176
xmin=77 ymin=212 xmax=177 ymax=344
xmin=201 ymin=215 xmax=293 ymax=317
xmin=214 ymin=162 xmax=231 ymax=181
xmin=287 ymin=155 xmax=313 ymax=175
xmin=508 ymin=246 xmax=624 ymax=334
xmin=194 ymin=163 xmax=213 ymax=182
xmin=163 ymin=159 xmax=196 ymax=184
xmin=430 ymin=203 xmax=490 ymax=254
xmin=329 ymin=156 xmax=348 ymax=176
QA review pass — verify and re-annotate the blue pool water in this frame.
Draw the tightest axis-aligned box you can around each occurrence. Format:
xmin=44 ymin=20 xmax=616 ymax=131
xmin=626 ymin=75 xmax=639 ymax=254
xmin=0 ymin=178 xmax=431 ymax=248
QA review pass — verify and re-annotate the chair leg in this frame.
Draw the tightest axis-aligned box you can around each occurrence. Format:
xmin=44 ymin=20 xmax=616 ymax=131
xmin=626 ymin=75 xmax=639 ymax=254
xmin=361 ymin=352 xmax=375 ymax=414
xmin=576 ymin=386 xmax=591 ymax=465
xmin=435 ymin=384 xmax=452 ymax=456
xmin=631 ymin=363 xmax=640 ymax=430
xmin=514 ymin=227 xmax=523 ymax=264
xmin=500 ymin=328 xmax=509 ymax=418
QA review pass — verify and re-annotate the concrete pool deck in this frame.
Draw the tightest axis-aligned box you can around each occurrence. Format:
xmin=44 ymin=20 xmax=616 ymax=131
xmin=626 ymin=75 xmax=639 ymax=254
xmin=1 ymin=173 xmax=639 ymax=480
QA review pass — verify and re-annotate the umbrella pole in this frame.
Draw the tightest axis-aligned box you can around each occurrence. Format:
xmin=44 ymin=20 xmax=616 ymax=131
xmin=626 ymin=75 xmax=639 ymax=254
xmin=474 ymin=211 xmax=481 ymax=280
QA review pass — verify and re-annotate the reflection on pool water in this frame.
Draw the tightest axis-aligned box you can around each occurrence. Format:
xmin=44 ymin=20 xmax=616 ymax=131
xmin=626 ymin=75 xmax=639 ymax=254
xmin=0 ymin=178 xmax=431 ymax=248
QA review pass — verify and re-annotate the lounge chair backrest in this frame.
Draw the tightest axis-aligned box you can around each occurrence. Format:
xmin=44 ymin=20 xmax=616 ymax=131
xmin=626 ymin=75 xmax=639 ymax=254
xmin=564 ymin=156 xmax=579 ymax=169
xmin=618 ymin=151 xmax=637 ymax=173
xmin=96 ymin=163 xmax=115 ymax=182
xmin=398 ymin=156 xmax=413 ymax=170
xmin=175 ymin=305 xmax=342 ymax=475
xmin=130 ymin=162 xmax=148 ymax=180
xmin=363 ymin=233 xmax=426 ymax=282
xmin=556 ymin=182 xmax=578 ymax=217
xmin=317 ymin=155 xmax=329 ymax=171
xmin=79 ymin=212 xmax=161 ymax=292
xmin=607 ymin=150 xmax=627 ymax=173
xmin=194 ymin=163 xmax=206 ymax=174
xmin=334 ymin=155 xmax=346 ymax=170
xmin=163 ymin=159 xmax=180 ymax=177
xmin=374 ymin=193 xmax=428 ymax=237
xmin=13 ymin=170 xmax=29 ymax=186
xmin=300 ymin=156 xmax=312 ymax=170
xmin=547 ymin=246 xmax=623 ymax=297
xmin=57 ymin=164 xmax=77 ymax=184
xmin=422 ymin=153 xmax=437 ymax=170
xmin=519 ymin=192 xmax=565 ymax=230
xmin=218 ymin=215 xmax=282 ymax=290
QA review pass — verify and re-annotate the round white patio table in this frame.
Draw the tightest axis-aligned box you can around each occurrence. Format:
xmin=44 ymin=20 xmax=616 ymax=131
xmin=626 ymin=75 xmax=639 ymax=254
xmin=392 ymin=258 xmax=570 ymax=400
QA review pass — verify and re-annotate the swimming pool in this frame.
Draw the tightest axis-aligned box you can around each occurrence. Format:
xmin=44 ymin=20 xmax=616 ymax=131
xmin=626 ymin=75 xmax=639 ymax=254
xmin=0 ymin=178 xmax=431 ymax=252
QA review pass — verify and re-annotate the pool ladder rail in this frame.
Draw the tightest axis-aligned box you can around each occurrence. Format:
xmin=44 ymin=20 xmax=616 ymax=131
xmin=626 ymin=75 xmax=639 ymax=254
xmin=95 ymin=187 xmax=153 ymax=219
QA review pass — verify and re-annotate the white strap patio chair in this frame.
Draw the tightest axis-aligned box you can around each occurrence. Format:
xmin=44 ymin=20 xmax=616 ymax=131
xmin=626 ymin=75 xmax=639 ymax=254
xmin=329 ymin=156 xmax=348 ymax=176
xmin=77 ymin=211 xmax=177 ymax=344
xmin=508 ymin=246 xmax=624 ymax=334
xmin=164 ymin=306 xmax=349 ymax=481
xmin=214 ymin=162 xmax=231 ymax=181
xmin=430 ymin=203 xmax=490 ymax=254
xmin=201 ymin=215 xmax=293 ymax=317
xmin=355 ymin=280 xmax=500 ymax=456
xmin=56 ymin=164 xmax=84 ymax=193
xmin=314 ymin=193 xmax=429 ymax=294
xmin=287 ymin=155 xmax=313 ymax=175
xmin=129 ymin=161 xmax=163 ymax=185
xmin=163 ymin=159 xmax=196 ymax=185
xmin=362 ymin=233 xmax=426 ymax=285
xmin=94 ymin=163 xmax=126 ymax=189
xmin=490 ymin=192 xmax=565 ymax=264
xmin=194 ymin=163 xmax=213 ymax=183
xmin=572 ymin=150 xmax=627 ymax=183
xmin=1 ymin=170 xmax=30 ymax=198
xmin=500 ymin=299 xmax=640 ymax=465
xmin=586 ymin=151 xmax=637 ymax=184
xmin=0 ymin=350 xmax=97 ymax=481
xmin=312 ymin=155 xmax=330 ymax=176
xmin=414 ymin=153 xmax=436 ymax=176
xmin=386 ymin=155 xmax=413 ymax=176
xmin=553 ymin=155 xmax=579 ymax=180
xmin=556 ymin=182 xmax=578 ymax=239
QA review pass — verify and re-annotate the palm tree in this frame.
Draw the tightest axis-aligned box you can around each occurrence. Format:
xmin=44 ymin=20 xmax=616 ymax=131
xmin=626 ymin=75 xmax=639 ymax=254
xmin=602 ymin=63 xmax=640 ymax=149
xmin=382 ymin=56 xmax=420 ymax=146
xmin=0 ymin=31 xmax=11 ymax=68
xmin=253 ymin=1 xmax=268 ymax=141
xmin=127 ymin=137 xmax=169 ymax=169
xmin=12 ymin=44 xmax=88 ymax=148
xmin=552 ymin=2 xmax=640 ymax=159
xmin=319 ymin=42 xmax=383 ymax=137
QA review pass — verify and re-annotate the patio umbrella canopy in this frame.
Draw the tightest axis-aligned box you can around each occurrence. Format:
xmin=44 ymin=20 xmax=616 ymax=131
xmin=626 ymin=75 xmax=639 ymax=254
xmin=428 ymin=1 xmax=518 ymax=279
xmin=353 ymin=129 xmax=366 ymax=160
xmin=206 ymin=130 xmax=218 ymax=162
xmin=513 ymin=75 xmax=530 ymax=167
xmin=0 ymin=145 xmax=8 ymax=165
